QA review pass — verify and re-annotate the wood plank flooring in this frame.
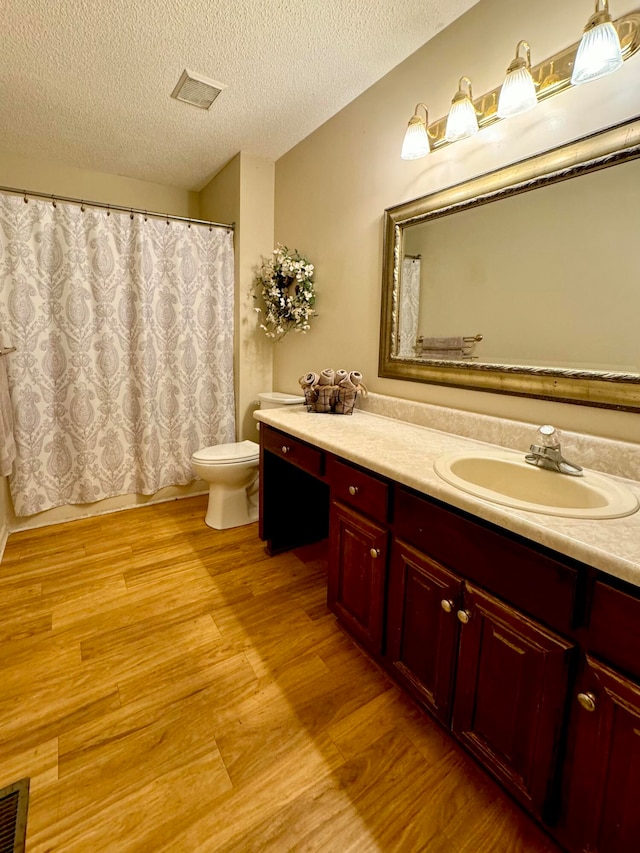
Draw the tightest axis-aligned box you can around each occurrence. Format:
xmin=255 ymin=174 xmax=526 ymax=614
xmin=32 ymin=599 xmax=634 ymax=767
xmin=0 ymin=496 xmax=561 ymax=852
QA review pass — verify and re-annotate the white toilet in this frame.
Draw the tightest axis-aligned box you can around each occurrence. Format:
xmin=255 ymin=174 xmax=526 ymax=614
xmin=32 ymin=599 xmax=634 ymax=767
xmin=191 ymin=391 xmax=304 ymax=530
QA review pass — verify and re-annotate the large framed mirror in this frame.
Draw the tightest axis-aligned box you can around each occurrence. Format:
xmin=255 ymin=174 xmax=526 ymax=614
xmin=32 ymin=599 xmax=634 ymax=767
xmin=379 ymin=117 xmax=640 ymax=411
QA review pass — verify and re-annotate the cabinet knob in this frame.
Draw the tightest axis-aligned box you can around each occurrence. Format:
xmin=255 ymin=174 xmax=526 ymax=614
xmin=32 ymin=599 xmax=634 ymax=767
xmin=440 ymin=599 xmax=454 ymax=613
xmin=281 ymin=445 xmax=290 ymax=454
xmin=370 ymin=548 xmax=380 ymax=559
xmin=577 ymin=692 xmax=597 ymax=713
xmin=456 ymin=609 xmax=472 ymax=624
xmin=348 ymin=485 xmax=359 ymax=496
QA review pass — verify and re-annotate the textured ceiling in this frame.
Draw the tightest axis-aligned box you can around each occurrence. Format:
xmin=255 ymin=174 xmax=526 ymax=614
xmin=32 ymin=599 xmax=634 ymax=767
xmin=1 ymin=0 xmax=479 ymax=191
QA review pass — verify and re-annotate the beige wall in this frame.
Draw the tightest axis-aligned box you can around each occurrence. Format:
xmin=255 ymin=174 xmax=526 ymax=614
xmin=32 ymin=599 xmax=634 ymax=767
xmin=273 ymin=0 xmax=640 ymax=441
xmin=201 ymin=152 xmax=275 ymax=441
xmin=0 ymin=153 xmax=200 ymax=217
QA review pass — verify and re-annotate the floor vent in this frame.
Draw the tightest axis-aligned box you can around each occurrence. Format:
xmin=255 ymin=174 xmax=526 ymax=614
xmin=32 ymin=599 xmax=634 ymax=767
xmin=170 ymin=69 xmax=226 ymax=109
xmin=0 ymin=778 xmax=29 ymax=853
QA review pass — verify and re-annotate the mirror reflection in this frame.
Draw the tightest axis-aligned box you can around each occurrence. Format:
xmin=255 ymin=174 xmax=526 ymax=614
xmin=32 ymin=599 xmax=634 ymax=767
xmin=380 ymin=118 xmax=640 ymax=411
xmin=396 ymin=158 xmax=639 ymax=372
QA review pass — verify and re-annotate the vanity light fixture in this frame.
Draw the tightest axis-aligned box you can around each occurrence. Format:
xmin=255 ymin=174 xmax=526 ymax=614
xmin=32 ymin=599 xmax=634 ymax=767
xmin=445 ymin=77 xmax=479 ymax=142
xmin=571 ymin=0 xmax=624 ymax=84
xmin=400 ymin=4 xmax=639 ymax=159
xmin=497 ymin=41 xmax=538 ymax=118
xmin=401 ymin=103 xmax=432 ymax=160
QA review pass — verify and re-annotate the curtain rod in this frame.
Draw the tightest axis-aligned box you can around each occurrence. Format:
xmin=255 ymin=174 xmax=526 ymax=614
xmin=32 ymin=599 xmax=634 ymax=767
xmin=0 ymin=185 xmax=235 ymax=231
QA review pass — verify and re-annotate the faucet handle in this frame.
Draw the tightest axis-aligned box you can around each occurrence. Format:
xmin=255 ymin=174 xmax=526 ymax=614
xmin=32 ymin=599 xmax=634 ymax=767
xmin=537 ymin=424 xmax=561 ymax=447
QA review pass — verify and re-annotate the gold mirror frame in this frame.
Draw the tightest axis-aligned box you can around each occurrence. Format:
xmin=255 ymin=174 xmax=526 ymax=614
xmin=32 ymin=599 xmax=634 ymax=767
xmin=379 ymin=116 xmax=640 ymax=412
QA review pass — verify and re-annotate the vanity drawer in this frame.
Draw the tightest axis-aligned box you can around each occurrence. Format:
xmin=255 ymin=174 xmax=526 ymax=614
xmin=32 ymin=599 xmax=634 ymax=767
xmin=589 ymin=581 xmax=640 ymax=680
xmin=394 ymin=486 xmax=579 ymax=633
xmin=329 ymin=457 xmax=390 ymax=524
xmin=261 ymin=426 xmax=325 ymax=478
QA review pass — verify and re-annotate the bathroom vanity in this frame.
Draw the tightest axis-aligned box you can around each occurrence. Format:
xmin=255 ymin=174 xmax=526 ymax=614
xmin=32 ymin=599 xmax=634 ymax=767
xmin=256 ymin=404 xmax=640 ymax=853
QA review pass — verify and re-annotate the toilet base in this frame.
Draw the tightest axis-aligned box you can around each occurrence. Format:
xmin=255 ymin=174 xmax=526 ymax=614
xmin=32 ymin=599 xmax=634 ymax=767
xmin=204 ymin=479 xmax=258 ymax=530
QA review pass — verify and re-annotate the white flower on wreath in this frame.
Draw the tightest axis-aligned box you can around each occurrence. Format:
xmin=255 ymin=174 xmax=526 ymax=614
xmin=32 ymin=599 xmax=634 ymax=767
xmin=253 ymin=244 xmax=317 ymax=341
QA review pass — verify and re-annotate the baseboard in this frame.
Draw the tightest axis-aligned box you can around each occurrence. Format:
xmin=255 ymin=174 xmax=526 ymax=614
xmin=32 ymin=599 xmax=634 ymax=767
xmin=8 ymin=485 xmax=209 ymax=534
xmin=0 ymin=520 xmax=8 ymax=564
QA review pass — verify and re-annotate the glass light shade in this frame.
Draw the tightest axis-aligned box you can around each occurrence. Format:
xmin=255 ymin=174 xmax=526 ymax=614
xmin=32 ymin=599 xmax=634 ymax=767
xmin=497 ymin=66 xmax=538 ymax=118
xmin=445 ymin=97 xmax=478 ymax=142
xmin=571 ymin=20 xmax=623 ymax=84
xmin=401 ymin=119 xmax=430 ymax=160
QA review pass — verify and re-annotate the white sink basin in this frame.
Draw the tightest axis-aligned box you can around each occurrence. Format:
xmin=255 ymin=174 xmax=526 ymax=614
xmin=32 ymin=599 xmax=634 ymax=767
xmin=434 ymin=449 xmax=639 ymax=519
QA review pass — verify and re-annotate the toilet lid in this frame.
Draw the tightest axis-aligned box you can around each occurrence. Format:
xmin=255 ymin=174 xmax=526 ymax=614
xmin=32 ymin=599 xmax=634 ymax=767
xmin=259 ymin=391 xmax=305 ymax=405
xmin=192 ymin=440 xmax=259 ymax=464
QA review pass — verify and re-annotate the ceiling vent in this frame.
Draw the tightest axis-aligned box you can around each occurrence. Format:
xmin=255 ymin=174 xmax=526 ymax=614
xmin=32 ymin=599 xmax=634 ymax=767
xmin=171 ymin=69 xmax=226 ymax=110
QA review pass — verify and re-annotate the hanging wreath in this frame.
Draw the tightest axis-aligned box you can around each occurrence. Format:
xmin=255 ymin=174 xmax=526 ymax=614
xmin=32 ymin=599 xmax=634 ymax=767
xmin=253 ymin=244 xmax=316 ymax=341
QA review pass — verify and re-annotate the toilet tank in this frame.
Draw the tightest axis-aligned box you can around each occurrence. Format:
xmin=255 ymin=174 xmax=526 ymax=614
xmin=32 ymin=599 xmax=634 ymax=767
xmin=258 ymin=391 xmax=305 ymax=409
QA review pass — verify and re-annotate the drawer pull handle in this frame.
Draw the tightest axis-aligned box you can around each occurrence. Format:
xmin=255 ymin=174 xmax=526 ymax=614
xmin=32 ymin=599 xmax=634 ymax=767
xmin=440 ymin=599 xmax=454 ymax=613
xmin=577 ymin=692 xmax=597 ymax=713
xmin=281 ymin=445 xmax=290 ymax=455
xmin=457 ymin=609 xmax=472 ymax=624
xmin=348 ymin=485 xmax=359 ymax=496
xmin=370 ymin=548 xmax=380 ymax=559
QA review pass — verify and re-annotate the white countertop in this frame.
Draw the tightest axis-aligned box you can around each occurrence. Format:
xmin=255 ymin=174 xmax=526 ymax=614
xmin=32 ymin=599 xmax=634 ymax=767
xmin=255 ymin=406 xmax=640 ymax=587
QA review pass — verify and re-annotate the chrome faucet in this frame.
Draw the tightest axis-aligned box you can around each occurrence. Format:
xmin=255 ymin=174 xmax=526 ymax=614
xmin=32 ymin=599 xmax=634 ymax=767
xmin=525 ymin=425 xmax=583 ymax=476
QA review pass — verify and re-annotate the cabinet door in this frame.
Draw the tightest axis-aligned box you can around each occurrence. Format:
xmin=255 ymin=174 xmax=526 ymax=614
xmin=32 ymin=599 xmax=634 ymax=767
xmin=453 ymin=582 xmax=574 ymax=817
xmin=386 ymin=539 xmax=462 ymax=725
xmin=562 ymin=655 xmax=640 ymax=853
xmin=328 ymin=500 xmax=388 ymax=656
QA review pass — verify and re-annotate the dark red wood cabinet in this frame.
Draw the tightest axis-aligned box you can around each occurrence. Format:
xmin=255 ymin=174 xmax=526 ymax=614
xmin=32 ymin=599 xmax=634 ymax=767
xmin=386 ymin=539 xmax=573 ymax=816
xmin=560 ymin=656 xmax=640 ymax=853
xmin=326 ymin=457 xmax=390 ymax=655
xmin=386 ymin=539 xmax=462 ymax=725
xmin=453 ymin=583 xmax=573 ymax=817
xmin=327 ymin=500 xmax=388 ymax=655
xmin=259 ymin=424 xmax=640 ymax=852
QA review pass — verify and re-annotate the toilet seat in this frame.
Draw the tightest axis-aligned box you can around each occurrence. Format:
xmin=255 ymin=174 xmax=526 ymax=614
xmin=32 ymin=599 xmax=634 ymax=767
xmin=192 ymin=440 xmax=259 ymax=465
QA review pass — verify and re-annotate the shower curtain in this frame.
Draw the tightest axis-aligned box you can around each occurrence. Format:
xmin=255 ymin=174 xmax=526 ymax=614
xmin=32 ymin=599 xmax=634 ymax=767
xmin=0 ymin=195 xmax=236 ymax=517
xmin=398 ymin=257 xmax=421 ymax=357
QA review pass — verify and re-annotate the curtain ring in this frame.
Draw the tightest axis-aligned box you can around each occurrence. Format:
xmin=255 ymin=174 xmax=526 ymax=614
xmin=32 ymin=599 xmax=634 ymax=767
xmin=130 ymin=209 xmax=134 ymax=220
xmin=52 ymin=196 xmax=57 ymax=208
xmin=144 ymin=211 xmax=148 ymax=222
xmin=23 ymin=191 xmax=28 ymax=204
xmin=80 ymin=201 xmax=85 ymax=212
xmin=107 ymin=204 xmax=111 ymax=217
xmin=188 ymin=220 xmax=191 ymax=229
xmin=166 ymin=215 xmax=170 ymax=226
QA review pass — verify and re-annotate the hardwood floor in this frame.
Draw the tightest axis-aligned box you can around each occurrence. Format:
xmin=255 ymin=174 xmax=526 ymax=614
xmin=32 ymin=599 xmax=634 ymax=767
xmin=0 ymin=496 xmax=561 ymax=852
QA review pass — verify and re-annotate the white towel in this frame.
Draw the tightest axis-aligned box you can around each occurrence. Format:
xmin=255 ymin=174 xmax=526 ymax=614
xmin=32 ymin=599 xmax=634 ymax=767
xmin=0 ymin=358 xmax=16 ymax=477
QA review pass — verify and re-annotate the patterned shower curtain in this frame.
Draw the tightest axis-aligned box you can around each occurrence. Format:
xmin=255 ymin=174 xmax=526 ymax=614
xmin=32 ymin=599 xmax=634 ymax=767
xmin=398 ymin=257 xmax=421 ymax=357
xmin=0 ymin=195 xmax=236 ymax=517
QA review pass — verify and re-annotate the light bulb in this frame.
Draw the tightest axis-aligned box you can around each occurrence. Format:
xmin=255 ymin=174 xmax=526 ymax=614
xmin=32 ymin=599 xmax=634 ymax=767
xmin=401 ymin=105 xmax=431 ymax=160
xmin=571 ymin=0 xmax=623 ymax=85
xmin=445 ymin=78 xmax=478 ymax=142
xmin=498 ymin=41 xmax=538 ymax=118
